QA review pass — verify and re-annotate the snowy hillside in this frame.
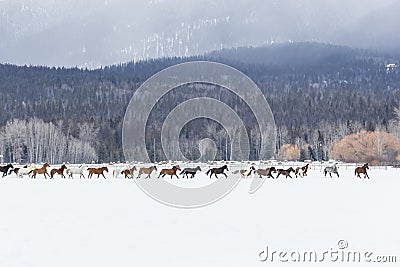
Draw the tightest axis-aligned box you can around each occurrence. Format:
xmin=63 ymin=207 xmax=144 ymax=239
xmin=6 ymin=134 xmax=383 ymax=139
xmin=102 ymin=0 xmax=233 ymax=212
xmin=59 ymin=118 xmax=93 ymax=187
xmin=1 ymin=0 xmax=399 ymax=67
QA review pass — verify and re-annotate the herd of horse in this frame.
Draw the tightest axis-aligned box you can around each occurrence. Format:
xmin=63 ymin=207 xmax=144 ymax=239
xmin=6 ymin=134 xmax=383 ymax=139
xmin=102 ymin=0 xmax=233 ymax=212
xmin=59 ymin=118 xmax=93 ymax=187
xmin=0 ymin=162 xmax=372 ymax=179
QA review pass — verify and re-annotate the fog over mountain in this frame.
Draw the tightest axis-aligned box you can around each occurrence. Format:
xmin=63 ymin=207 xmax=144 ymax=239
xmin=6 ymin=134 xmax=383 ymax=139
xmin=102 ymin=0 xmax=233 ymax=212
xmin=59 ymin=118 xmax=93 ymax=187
xmin=0 ymin=0 xmax=399 ymax=67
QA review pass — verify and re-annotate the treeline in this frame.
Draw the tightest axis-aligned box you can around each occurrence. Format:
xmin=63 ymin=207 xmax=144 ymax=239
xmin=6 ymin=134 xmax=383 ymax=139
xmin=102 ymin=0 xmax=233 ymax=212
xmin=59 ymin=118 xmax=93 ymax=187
xmin=0 ymin=43 xmax=399 ymax=163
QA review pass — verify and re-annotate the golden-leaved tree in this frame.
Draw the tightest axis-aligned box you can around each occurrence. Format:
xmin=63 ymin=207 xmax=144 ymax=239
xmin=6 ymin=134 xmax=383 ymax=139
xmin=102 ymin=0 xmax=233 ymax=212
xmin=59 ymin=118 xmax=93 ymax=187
xmin=277 ymin=144 xmax=300 ymax=161
xmin=331 ymin=130 xmax=400 ymax=163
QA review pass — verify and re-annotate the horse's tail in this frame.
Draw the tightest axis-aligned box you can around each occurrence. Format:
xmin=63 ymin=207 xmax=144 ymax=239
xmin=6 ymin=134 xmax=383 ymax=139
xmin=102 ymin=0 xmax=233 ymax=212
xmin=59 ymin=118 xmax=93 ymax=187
xmin=354 ymin=169 xmax=357 ymax=176
xmin=179 ymin=170 xmax=185 ymax=175
xmin=28 ymin=170 xmax=33 ymax=175
xmin=206 ymin=169 xmax=211 ymax=175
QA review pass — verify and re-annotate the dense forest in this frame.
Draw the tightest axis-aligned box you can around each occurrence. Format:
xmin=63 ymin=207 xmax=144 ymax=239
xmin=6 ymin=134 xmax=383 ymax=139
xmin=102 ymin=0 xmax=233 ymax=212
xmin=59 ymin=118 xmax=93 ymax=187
xmin=0 ymin=42 xmax=399 ymax=164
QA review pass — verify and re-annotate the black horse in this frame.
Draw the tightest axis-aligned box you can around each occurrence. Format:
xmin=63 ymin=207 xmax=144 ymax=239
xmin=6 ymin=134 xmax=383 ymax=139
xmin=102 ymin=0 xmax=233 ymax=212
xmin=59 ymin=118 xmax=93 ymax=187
xmin=206 ymin=165 xmax=229 ymax=179
xmin=180 ymin=166 xmax=202 ymax=178
xmin=276 ymin=167 xmax=295 ymax=178
xmin=0 ymin=164 xmax=14 ymax=178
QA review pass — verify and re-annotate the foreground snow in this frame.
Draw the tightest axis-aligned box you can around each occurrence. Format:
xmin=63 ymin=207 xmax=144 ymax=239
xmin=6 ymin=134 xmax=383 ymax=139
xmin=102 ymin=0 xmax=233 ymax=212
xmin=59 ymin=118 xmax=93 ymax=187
xmin=0 ymin=165 xmax=399 ymax=266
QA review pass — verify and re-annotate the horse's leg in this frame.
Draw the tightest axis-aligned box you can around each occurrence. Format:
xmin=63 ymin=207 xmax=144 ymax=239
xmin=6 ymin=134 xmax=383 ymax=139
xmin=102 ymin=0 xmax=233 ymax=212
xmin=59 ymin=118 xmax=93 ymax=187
xmin=336 ymin=172 xmax=339 ymax=178
xmin=223 ymin=172 xmax=227 ymax=178
xmin=365 ymin=172 xmax=370 ymax=179
xmin=329 ymin=172 xmax=332 ymax=178
xmin=214 ymin=173 xmax=218 ymax=179
xmin=102 ymin=172 xmax=106 ymax=179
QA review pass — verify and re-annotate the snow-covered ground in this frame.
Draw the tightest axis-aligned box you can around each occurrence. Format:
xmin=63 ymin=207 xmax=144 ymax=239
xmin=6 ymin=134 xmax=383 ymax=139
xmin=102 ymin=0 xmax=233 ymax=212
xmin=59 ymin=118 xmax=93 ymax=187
xmin=0 ymin=163 xmax=399 ymax=266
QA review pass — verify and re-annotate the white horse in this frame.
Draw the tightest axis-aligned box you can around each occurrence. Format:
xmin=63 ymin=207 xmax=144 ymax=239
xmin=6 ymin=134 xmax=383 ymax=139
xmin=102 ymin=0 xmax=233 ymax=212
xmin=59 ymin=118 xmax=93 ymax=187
xmin=16 ymin=163 xmax=36 ymax=178
xmin=112 ymin=164 xmax=128 ymax=178
xmin=66 ymin=164 xmax=87 ymax=179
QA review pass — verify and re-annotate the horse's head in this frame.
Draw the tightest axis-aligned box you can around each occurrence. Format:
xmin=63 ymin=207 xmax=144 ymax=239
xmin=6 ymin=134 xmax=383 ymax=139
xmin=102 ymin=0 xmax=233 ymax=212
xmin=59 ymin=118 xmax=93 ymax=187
xmin=104 ymin=167 xmax=109 ymax=172
xmin=364 ymin=163 xmax=369 ymax=169
xmin=223 ymin=165 xmax=229 ymax=171
xmin=174 ymin=166 xmax=181 ymax=171
xmin=251 ymin=166 xmax=256 ymax=170
xmin=153 ymin=166 xmax=158 ymax=171
xmin=44 ymin=163 xmax=50 ymax=168
xmin=270 ymin=167 xmax=277 ymax=172
xmin=288 ymin=167 xmax=295 ymax=172
xmin=8 ymin=164 xmax=14 ymax=169
xmin=196 ymin=166 xmax=202 ymax=171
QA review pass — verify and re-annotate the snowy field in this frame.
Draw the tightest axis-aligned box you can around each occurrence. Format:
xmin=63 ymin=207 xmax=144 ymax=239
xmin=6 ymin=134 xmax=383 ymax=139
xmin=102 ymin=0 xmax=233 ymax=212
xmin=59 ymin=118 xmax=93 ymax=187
xmin=0 ymin=163 xmax=399 ymax=266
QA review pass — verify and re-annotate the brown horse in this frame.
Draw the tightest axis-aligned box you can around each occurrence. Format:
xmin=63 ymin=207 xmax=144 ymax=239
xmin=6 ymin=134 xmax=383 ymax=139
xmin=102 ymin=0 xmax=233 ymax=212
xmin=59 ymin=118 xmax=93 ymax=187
xmin=121 ymin=166 xmax=137 ymax=179
xmin=30 ymin=163 xmax=51 ymax=179
xmin=206 ymin=165 xmax=229 ymax=179
xmin=158 ymin=165 xmax=181 ymax=179
xmin=88 ymin=167 xmax=108 ymax=179
xmin=50 ymin=164 xmax=67 ymax=179
xmin=137 ymin=166 xmax=157 ymax=179
xmin=295 ymin=164 xmax=309 ymax=178
xmin=276 ymin=167 xmax=295 ymax=178
xmin=256 ymin=167 xmax=277 ymax=179
xmin=355 ymin=163 xmax=370 ymax=179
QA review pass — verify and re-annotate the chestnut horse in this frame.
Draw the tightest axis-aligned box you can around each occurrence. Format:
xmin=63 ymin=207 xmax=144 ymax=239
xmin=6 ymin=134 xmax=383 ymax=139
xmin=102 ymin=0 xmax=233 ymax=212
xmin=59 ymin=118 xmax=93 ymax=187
xmin=30 ymin=163 xmax=51 ymax=179
xmin=121 ymin=166 xmax=137 ymax=179
xmin=50 ymin=164 xmax=67 ymax=178
xmin=88 ymin=167 xmax=108 ymax=179
xmin=355 ymin=163 xmax=370 ymax=179
xmin=158 ymin=165 xmax=181 ymax=179
xmin=137 ymin=166 xmax=157 ymax=179
xmin=206 ymin=165 xmax=229 ymax=179
xmin=295 ymin=164 xmax=309 ymax=178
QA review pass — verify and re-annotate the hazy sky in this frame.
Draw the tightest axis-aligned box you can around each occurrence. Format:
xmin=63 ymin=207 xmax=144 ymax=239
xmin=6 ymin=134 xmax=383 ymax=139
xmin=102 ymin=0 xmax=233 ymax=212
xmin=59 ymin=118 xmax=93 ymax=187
xmin=0 ymin=0 xmax=399 ymax=67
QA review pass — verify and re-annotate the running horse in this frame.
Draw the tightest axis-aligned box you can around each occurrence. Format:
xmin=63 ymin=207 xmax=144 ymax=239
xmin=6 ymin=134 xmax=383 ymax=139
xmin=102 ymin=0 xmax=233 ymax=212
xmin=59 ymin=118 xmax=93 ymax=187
xmin=180 ymin=166 xmax=202 ymax=179
xmin=276 ymin=167 xmax=295 ymax=178
xmin=234 ymin=166 xmax=256 ymax=178
xmin=355 ymin=163 xmax=370 ymax=179
xmin=121 ymin=166 xmax=137 ymax=179
xmin=256 ymin=167 xmax=277 ymax=179
xmin=66 ymin=164 xmax=87 ymax=179
xmin=324 ymin=163 xmax=339 ymax=178
xmin=50 ymin=164 xmax=67 ymax=178
xmin=206 ymin=165 xmax=229 ymax=179
xmin=295 ymin=163 xmax=309 ymax=178
xmin=137 ymin=166 xmax=157 ymax=179
xmin=30 ymin=163 xmax=51 ymax=179
xmin=158 ymin=165 xmax=181 ymax=179
xmin=88 ymin=166 xmax=108 ymax=179
xmin=0 ymin=164 xmax=13 ymax=178
xmin=15 ymin=163 xmax=36 ymax=177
